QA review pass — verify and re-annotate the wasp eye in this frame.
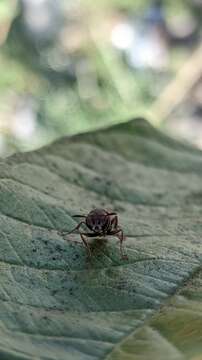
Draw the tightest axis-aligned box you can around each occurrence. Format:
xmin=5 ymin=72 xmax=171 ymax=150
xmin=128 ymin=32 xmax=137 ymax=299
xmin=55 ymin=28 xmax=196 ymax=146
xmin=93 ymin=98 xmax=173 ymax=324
xmin=91 ymin=219 xmax=96 ymax=227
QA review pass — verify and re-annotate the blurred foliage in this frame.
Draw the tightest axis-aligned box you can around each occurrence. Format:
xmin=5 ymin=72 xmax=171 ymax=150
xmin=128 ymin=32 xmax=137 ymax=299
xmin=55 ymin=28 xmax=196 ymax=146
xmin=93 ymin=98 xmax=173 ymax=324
xmin=82 ymin=0 xmax=185 ymax=12
xmin=0 ymin=0 xmax=201 ymax=156
xmin=0 ymin=0 xmax=16 ymax=21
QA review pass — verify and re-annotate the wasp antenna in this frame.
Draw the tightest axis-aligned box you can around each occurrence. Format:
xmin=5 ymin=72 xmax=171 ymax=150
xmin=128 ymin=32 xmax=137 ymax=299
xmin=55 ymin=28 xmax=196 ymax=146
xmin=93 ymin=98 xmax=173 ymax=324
xmin=72 ymin=215 xmax=86 ymax=218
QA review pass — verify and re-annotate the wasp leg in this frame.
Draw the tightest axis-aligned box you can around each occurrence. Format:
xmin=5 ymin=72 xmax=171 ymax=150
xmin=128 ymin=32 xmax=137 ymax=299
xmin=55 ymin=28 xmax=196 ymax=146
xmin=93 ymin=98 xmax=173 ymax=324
xmin=80 ymin=233 xmax=92 ymax=257
xmin=108 ymin=229 xmax=128 ymax=260
xmin=110 ymin=215 xmax=118 ymax=230
xmin=59 ymin=221 xmax=86 ymax=237
xmin=105 ymin=211 xmax=117 ymax=216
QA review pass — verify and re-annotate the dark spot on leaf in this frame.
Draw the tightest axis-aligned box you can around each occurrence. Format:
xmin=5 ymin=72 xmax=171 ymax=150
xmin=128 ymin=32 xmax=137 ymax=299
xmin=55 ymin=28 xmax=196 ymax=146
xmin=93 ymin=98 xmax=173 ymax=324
xmin=55 ymin=245 xmax=63 ymax=252
xmin=186 ymin=191 xmax=202 ymax=205
xmin=94 ymin=176 xmax=101 ymax=182
xmin=106 ymin=180 xmax=112 ymax=186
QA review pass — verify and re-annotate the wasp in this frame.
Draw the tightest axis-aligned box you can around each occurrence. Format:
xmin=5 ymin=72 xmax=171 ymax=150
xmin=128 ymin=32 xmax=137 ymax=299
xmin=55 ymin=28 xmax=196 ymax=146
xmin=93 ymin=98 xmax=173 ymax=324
xmin=63 ymin=208 xmax=128 ymax=260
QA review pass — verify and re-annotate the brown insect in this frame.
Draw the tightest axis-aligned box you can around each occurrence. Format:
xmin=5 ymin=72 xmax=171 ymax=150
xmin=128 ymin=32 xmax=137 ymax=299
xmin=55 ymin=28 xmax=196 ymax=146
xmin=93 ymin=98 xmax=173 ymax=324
xmin=63 ymin=208 xmax=128 ymax=260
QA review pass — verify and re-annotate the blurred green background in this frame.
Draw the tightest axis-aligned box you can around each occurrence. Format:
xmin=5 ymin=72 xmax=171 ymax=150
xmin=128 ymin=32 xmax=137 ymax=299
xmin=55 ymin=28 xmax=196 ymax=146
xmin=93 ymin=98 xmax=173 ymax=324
xmin=0 ymin=0 xmax=201 ymax=156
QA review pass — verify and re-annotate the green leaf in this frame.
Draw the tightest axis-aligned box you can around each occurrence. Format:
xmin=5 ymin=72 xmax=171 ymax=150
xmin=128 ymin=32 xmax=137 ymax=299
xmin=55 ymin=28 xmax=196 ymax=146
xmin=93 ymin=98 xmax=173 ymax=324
xmin=1 ymin=118 xmax=202 ymax=360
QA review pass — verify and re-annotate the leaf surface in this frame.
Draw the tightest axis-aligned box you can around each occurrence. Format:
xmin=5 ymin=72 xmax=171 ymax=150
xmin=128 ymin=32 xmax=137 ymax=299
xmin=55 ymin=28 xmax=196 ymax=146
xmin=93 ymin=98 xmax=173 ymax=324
xmin=0 ymin=118 xmax=202 ymax=360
